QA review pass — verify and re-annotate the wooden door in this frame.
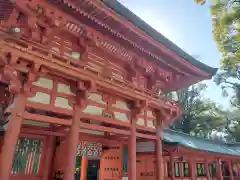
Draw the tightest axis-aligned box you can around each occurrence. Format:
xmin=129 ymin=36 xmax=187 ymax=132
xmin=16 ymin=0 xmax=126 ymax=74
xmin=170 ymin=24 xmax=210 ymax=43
xmin=146 ymin=155 xmax=156 ymax=180
xmin=100 ymin=145 xmax=122 ymax=180
xmin=136 ymin=155 xmax=145 ymax=180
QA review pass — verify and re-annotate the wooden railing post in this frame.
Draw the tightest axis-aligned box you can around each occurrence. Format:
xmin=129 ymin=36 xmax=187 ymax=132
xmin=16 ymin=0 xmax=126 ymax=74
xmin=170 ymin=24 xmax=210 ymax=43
xmin=216 ymin=159 xmax=223 ymax=180
xmin=204 ymin=160 xmax=211 ymax=180
xmin=155 ymin=127 xmax=164 ymax=180
xmin=128 ymin=109 xmax=137 ymax=180
xmin=169 ymin=153 xmax=175 ymax=180
xmin=189 ymin=158 xmax=196 ymax=180
xmin=228 ymin=160 xmax=234 ymax=180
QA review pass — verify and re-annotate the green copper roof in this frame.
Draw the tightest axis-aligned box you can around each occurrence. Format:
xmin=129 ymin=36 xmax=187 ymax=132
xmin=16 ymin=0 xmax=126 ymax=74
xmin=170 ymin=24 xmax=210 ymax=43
xmin=164 ymin=129 xmax=240 ymax=157
xmin=102 ymin=0 xmax=218 ymax=76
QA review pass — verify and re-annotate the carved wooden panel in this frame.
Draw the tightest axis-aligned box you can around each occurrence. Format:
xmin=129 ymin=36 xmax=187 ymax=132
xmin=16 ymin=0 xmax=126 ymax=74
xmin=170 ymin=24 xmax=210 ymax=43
xmin=76 ymin=141 xmax=102 ymax=157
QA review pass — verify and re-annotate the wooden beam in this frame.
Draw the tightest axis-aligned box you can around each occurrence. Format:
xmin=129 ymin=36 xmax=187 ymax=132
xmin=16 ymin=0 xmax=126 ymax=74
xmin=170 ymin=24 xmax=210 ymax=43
xmin=81 ymin=113 xmax=131 ymax=128
xmin=21 ymin=127 xmax=65 ymax=136
xmin=1 ymin=41 xmax=175 ymax=111
xmin=79 ymin=122 xmax=130 ymax=136
xmin=136 ymin=133 xmax=156 ymax=140
xmin=65 ymin=0 xmax=209 ymax=77
xmin=23 ymin=112 xmax=72 ymax=125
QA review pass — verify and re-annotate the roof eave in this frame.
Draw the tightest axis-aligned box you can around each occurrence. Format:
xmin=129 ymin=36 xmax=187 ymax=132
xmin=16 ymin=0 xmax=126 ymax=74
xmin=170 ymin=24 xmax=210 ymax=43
xmin=101 ymin=0 xmax=218 ymax=76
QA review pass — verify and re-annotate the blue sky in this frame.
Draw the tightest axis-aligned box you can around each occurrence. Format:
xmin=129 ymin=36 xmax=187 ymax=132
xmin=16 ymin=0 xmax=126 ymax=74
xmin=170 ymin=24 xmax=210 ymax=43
xmin=118 ymin=0 xmax=231 ymax=108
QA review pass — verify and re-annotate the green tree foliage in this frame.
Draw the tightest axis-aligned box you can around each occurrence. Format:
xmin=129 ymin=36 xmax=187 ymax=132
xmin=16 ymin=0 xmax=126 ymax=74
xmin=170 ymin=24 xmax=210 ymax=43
xmin=221 ymin=109 xmax=240 ymax=141
xmin=194 ymin=0 xmax=240 ymax=142
xmin=207 ymin=0 xmax=240 ymax=107
xmin=169 ymin=84 xmax=225 ymax=138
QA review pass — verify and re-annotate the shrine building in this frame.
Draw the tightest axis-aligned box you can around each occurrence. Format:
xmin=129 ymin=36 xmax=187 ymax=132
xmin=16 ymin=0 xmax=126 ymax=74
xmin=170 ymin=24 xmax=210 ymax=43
xmin=0 ymin=0 xmax=237 ymax=180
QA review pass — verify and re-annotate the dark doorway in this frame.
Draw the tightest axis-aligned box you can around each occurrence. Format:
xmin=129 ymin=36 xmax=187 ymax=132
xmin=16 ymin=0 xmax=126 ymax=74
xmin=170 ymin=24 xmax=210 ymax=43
xmin=87 ymin=159 xmax=100 ymax=180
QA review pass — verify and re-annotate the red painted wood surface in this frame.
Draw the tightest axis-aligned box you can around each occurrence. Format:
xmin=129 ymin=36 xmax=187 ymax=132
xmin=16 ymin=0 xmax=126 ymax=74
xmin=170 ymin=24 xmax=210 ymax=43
xmin=100 ymin=145 xmax=123 ymax=180
xmin=136 ymin=154 xmax=156 ymax=180
xmin=0 ymin=0 xmax=14 ymax=20
xmin=80 ymin=156 xmax=88 ymax=180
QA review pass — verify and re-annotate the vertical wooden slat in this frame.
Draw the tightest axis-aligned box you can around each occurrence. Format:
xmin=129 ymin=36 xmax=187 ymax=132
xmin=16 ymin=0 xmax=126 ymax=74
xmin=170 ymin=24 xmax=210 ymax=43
xmin=216 ymin=159 xmax=223 ymax=180
xmin=204 ymin=161 xmax=210 ymax=180
xmin=169 ymin=154 xmax=175 ymax=180
xmin=128 ymin=116 xmax=137 ymax=180
xmin=228 ymin=161 xmax=234 ymax=180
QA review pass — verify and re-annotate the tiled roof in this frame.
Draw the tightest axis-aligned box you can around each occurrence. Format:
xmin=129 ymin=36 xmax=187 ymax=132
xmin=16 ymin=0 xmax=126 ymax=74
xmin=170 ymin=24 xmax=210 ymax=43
xmin=164 ymin=129 xmax=240 ymax=156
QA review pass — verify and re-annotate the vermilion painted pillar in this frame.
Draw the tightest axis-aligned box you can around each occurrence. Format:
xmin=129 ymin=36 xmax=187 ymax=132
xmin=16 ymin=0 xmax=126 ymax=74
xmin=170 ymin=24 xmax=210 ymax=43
xmin=0 ymin=93 xmax=25 ymax=180
xmin=216 ymin=159 xmax=223 ymax=180
xmin=228 ymin=161 xmax=234 ymax=180
xmin=189 ymin=159 xmax=196 ymax=180
xmin=169 ymin=154 xmax=175 ymax=180
xmin=155 ymin=122 xmax=164 ymax=180
xmin=80 ymin=156 xmax=88 ymax=180
xmin=204 ymin=161 xmax=210 ymax=180
xmin=180 ymin=162 xmax=184 ymax=178
xmin=42 ymin=136 xmax=56 ymax=180
xmin=128 ymin=117 xmax=136 ymax=180
xmin=63 ymin=106 xmax=81 ymax=180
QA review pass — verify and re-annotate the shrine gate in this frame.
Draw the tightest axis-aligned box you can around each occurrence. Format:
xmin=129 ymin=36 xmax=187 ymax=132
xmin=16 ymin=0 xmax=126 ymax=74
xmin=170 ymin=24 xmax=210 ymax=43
xmin=0 ymin=0 xmax=218 ymax=180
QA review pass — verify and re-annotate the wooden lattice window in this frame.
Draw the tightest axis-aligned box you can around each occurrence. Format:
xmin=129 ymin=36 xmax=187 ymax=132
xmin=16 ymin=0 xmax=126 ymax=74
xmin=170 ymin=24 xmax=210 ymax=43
xmin=208 ymin=163 xmax=217 ymax=177
xmin=12 ymin=137 xmax=43 ymax=175
xmin=183 ymin=162 xmax=190 ymax=177
xmin=174 ymin=162 xmax=180 ymax=177
xmin=167 ymin=162 xmax=171 ymax=177
xmin=196 ymin=163 xmax=206 ymax=177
